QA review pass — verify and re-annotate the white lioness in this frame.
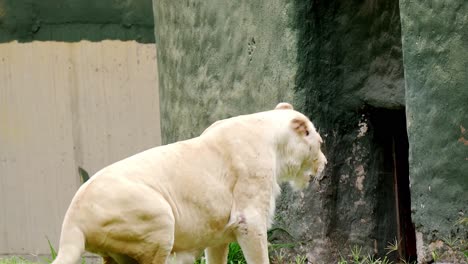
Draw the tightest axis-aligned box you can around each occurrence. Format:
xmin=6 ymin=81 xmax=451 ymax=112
xmin=52 ymin=103 xmax=327 ymax=264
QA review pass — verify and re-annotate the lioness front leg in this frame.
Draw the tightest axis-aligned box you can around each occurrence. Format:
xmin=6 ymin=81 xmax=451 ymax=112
xmin=234 ymin=215 xmax=269 ymax=264
xmin=205 ymin=244 xmax=229 ymax=264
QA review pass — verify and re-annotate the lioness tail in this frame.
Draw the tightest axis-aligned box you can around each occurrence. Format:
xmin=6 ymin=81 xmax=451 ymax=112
xmin=52 ymin=224 xmax=85 ymax=264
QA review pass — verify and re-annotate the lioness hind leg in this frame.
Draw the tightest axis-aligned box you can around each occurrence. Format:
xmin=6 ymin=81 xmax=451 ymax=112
xmin=136 ymin=242 xmax=172 ymax=264
xmin=137 ymin=254 xmax=168 ymax=264
xmin=103 ymin=256 xmax=117 ymax=264
xmin=135 ymin=229 xmax=174 ymax=264
xmin=129 ymin=197 xmax=176 ymax=264
xmin=168 ymin=251 xmax=199 ymax=264
xmin=205 ymin=244 xmax=228 ymax=264
xmin=107 ymin=254 xmax=138 ymax=264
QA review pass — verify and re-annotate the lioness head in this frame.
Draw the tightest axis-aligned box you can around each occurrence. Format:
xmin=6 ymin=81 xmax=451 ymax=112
xmin=275 ymin=103 xmax=327 ymax=190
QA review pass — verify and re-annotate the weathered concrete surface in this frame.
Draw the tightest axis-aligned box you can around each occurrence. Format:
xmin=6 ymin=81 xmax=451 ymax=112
xmin=399 ymin=1 xmax=468 ymax=263
xmin=153 ymin=0 xmax=296 ymax=143
xmin=0 ymin=41 xmax=160 ymax=255
xmin=154 ymin=0 xmax=407 ymax=262
xmin=0 ymin=0 xmax=154 ymax=43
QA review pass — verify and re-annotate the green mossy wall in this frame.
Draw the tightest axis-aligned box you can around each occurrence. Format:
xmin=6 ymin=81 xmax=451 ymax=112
xmin=400 ymin=1 xmax=467 ymax=261
xmin=0 ymin=0 xmax=154 ymax=43
xmin=153 ymin=0 xmax=297 ymax=143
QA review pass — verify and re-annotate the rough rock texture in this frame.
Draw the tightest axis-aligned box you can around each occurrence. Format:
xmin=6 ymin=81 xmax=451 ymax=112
xmin=274 ymin=1 xmax=408 ymax=262
xmin=153 ymin=0 xmax=296 ymax=143
xmin=154 ymin=0 xmax=409 ymax=262
xmin=0 ymin=0 xmax=154 ymax=43
xmin=399 ymin=1 xmax=468 ymax=263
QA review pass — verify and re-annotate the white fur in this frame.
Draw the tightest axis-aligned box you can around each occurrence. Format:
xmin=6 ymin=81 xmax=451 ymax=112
xmin=52 ymin=103 xmax=327 ymax=264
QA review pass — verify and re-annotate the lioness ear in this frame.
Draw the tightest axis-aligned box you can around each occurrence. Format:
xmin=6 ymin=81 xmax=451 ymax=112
xmin=275 ymin=102 xmax=293 ymax=110
xmin=291 ymin=117 xmax=309 ymax=136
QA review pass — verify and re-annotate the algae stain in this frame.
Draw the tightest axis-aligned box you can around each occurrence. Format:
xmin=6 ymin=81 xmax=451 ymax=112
xmin=458 ymin=125 xmax=468 ymax=146
xmin=0 ymin=5 xmax=5 ymax=20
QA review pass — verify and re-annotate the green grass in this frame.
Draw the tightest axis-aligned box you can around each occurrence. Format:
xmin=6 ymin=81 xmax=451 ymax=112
xmin=227 ymin=243 xmax=246 ymax=264
xmin=193 ymin=239 xmax=305 ymax=264
xmin=0 ymin=257 xmax=38 ymax=264
xmin=3 ymin=232 xmax=466 ymax=264
xmin=0 ymin=241 xmax=292 ymax=264
xmin=195 ymin=242 xmax=247 ymax=264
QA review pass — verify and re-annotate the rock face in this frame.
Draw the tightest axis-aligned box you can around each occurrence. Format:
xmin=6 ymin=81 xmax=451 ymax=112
xmin=0 ymin=0 xmax=154 ymax=43
xmin=154 ymin=0 xmax=466 ymax=262
xmin=275 ymin=1 xmax=409 ymax=262
xmin=399 ymin=1 xmax=468 ymax=263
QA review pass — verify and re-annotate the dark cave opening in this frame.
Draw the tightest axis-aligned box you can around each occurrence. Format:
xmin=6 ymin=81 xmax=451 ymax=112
xmin=370 ymin=108 xmax=417 ymax=262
